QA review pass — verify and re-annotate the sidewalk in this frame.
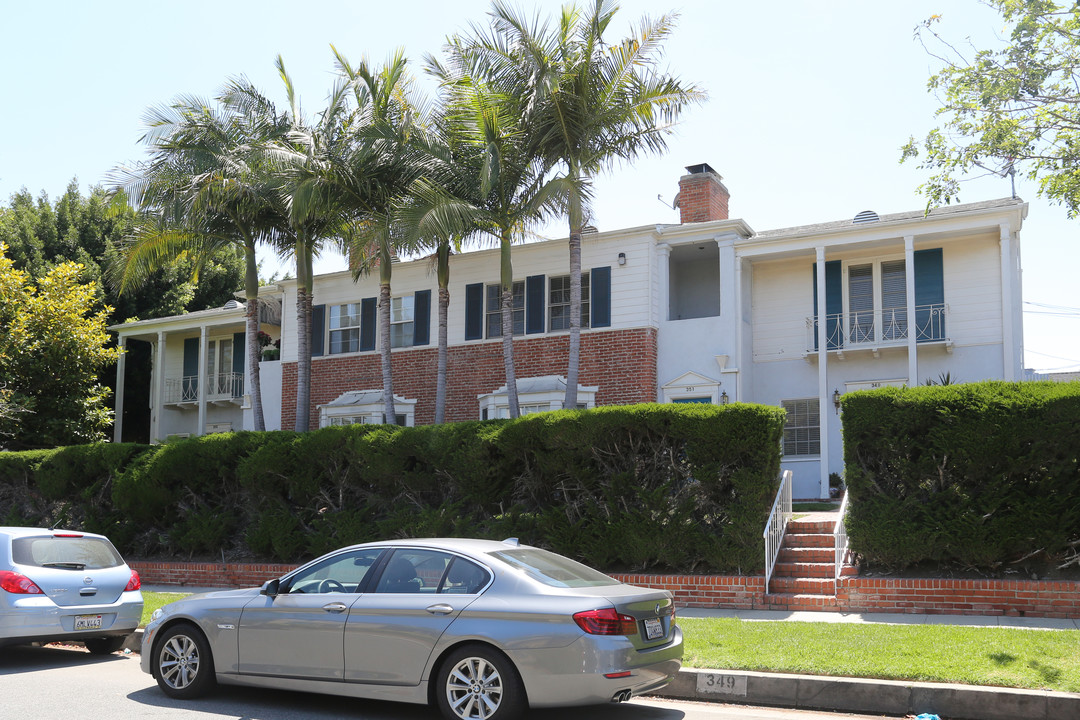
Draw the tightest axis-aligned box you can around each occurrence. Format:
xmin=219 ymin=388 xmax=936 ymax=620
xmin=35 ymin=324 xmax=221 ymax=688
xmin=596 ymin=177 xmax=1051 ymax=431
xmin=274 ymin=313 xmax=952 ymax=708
xmin=678 ymin=606 xmax=1080 ymax=630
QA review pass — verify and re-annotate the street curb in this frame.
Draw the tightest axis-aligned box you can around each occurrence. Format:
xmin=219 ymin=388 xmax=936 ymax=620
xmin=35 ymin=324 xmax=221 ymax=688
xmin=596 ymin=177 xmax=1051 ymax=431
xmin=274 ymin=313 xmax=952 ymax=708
xmin=654 ymin=668 xmax=1080 ymax=720
xmin=123 ymin=629 xmax=142 ymax=654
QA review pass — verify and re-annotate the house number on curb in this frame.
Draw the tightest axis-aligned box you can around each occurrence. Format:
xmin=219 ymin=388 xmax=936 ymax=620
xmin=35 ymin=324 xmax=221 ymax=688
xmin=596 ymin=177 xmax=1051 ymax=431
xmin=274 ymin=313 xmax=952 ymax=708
xmin=696 ymin=673 xmax=747 ymax=696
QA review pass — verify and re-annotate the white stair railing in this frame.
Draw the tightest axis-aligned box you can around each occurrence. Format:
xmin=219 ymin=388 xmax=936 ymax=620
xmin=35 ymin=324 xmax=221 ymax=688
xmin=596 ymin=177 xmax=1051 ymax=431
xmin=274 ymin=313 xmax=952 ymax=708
xmin=763 ymin=470 xmax=793 ymax=592
xmin=834 ymin=490 xmax=850 ymax=582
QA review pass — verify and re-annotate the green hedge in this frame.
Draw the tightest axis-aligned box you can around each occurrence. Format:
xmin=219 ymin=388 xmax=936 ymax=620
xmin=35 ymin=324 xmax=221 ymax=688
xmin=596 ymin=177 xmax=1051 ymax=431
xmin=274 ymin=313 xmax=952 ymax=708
xmin=842 ymin=381 xmax=1080 ymax=571
xmin=0 ymin=403 xmax=785 ymax=574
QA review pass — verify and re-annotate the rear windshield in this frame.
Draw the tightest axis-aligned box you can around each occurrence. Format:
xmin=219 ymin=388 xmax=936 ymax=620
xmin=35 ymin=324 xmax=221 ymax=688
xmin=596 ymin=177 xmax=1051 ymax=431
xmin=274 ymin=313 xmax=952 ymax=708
xmin=488 ymin=548 xmax=618 ymax=588
xmin=12 ymin=536 xmax=124 ymax=570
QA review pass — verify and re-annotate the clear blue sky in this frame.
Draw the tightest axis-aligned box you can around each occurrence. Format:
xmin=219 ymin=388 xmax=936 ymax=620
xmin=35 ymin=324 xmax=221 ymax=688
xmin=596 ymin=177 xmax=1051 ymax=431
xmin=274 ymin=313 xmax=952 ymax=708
xmin=2 ymin=0 xmax=1077 ymax=372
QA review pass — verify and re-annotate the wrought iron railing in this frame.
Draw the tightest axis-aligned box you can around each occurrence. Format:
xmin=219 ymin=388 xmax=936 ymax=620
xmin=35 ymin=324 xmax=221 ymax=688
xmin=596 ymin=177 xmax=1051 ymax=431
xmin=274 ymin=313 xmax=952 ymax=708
xmin=165 ymin=373 xmax=244 ymax=404
xmin=763 ymin=470 xmax=793 ymax=592
xmin=807 ymin=303 xmax=948 ymax=352
xmin=834 ymin=490 xmax=850 ymax=582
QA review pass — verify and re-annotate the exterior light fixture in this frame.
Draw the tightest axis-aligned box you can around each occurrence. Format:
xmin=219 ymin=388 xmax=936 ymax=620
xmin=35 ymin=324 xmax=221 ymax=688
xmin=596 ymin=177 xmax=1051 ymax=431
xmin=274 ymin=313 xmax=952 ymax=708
xmin=833 ymin=388 xmax=841 ymax=414
xmin=617 ymin=252 xmax=627 ymax=266
xmin=720 ymin=390 xmax=729 ymax=405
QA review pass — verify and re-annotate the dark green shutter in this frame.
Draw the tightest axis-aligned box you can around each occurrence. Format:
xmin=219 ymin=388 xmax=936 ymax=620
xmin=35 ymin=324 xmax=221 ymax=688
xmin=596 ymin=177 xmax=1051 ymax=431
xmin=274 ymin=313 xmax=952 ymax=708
xmin=311 ymin=305 xmax=326 ymax=357
xmin=232 ymin=332 xmax=245 ymax=397
xmin=812 ymin=261 xmax=842 ymax=350
xmin=914 ymin=248 xmax=945 ymax=341
xmin=183 ymin=337 xmax=199 ymax=396
xmin=525 ymin=274 xmax=545 ymax=334
xmin=360 ymin=297 xmax=377 ymax=351
xmin=413 ymin=290 xmax=431 ymax=346
xmin=590 ymin=266 xmax=611 ymax=328
xmin=465 ymin=283 xmax=484 ymax=340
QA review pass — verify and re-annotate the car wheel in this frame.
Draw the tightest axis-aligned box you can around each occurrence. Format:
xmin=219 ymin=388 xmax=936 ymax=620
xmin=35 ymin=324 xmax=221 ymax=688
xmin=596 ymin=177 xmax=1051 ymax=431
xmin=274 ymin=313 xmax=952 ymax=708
xmin=84 ymin=636 xmax=125 ymax=655
xmin=436 ymin=644 xmax=525 ymax=720
xmin=153 ymin=623 xmax=216 ymax=699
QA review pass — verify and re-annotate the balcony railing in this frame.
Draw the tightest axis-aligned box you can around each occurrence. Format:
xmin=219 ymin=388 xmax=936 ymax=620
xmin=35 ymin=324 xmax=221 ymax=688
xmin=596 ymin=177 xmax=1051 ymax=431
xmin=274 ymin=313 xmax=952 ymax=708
xmin=806 ymin=303 xmax=947 ymax=352
xmin=165 ymin=373 xmax=244 ymax=404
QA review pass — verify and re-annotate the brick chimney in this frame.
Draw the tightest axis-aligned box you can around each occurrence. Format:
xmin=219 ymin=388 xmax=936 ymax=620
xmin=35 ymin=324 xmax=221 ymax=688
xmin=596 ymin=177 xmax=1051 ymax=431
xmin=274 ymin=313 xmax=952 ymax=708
xmin=676 ymin=163 xmax=730 ymax=223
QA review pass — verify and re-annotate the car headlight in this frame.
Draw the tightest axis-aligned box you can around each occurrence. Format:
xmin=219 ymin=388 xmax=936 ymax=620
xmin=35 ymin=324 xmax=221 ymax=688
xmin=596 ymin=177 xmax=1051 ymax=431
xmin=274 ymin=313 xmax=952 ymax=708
xmin=150 ymin=607 xmax=164 ymax=623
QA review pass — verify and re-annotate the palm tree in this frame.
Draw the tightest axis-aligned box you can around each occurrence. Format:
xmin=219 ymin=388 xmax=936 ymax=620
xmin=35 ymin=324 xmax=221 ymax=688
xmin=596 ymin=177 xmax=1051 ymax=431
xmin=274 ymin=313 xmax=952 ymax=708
xmin=419 ymin=43 xmax=567 ymax=419
xmin=111 ymin=91 xmax=290 ymax=432
xmin=485 ymin=0 xmax=705 ymax=408
xmin=331 ymin=48 xmax=431 ymax=425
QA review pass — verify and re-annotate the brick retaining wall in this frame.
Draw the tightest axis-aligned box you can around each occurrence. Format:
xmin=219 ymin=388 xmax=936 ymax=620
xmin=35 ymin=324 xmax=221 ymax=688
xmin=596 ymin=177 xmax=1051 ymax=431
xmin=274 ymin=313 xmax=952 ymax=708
xmin=130 ymin=561 xmax=1079 ymax=619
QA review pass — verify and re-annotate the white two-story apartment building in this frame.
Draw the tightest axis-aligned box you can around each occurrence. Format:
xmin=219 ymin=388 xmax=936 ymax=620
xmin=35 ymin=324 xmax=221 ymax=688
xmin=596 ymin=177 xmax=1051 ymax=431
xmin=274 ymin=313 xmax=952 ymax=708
xmin=111 ymin=164 xmax=1027 ymax=498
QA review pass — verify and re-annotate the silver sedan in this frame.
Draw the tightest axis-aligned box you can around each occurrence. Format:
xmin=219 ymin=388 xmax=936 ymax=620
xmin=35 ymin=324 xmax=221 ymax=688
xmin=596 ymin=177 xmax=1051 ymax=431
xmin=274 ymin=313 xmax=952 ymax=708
xmin=141 ymin=538 xmax=683 ymax=720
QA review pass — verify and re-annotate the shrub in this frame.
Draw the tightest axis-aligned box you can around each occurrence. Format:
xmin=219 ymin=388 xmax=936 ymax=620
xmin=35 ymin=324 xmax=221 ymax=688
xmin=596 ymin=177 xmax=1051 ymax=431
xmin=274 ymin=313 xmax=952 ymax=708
xmin=843 ymin=381 xmax=1080 ymax=571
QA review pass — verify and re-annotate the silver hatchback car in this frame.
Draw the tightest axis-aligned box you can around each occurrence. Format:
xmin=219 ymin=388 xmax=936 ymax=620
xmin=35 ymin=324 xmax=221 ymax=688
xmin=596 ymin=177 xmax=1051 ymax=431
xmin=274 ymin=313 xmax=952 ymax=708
xmin=0 ymin=526 xmax=143 ymax=653
xmin=141 ymin=538 xmax=682 ymax=720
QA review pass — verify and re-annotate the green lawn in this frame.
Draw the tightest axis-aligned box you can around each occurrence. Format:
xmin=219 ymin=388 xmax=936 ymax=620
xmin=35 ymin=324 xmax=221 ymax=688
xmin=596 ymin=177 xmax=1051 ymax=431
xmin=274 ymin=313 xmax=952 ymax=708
xmin=682 ymin=617 xmax=1080 ymax=693
xmin=141 ymin=591 xmax=190 ymax=627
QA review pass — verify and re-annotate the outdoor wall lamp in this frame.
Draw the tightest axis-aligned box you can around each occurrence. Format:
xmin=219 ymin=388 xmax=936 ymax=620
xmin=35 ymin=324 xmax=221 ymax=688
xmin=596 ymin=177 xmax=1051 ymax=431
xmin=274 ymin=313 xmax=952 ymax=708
xmin=720 ymin=390 xmax=729 ymax=404
xmin=617 ymin=252 xmax=627 ymax=265
xmin=833 ymin=388 xmax=842 ymax=414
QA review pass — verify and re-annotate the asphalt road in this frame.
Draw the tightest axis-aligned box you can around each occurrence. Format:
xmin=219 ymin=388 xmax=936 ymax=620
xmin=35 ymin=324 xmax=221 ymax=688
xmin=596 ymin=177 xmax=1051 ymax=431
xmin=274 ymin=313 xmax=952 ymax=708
xmin=0 ymin=644 xmax=902 ymax=720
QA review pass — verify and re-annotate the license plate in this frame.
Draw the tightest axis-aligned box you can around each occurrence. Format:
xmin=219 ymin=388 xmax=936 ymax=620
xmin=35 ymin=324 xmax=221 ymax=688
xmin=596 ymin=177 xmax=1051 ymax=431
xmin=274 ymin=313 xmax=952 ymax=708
xmin=74 ymin=614 xmax=102 ymax=631
xmin=643 ymin=617 xmax=664 ymax=640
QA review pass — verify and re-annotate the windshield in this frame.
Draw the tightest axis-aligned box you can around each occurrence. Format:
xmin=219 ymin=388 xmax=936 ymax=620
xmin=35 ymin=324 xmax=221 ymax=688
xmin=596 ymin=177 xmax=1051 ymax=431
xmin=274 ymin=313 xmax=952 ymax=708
xmin=488 ymin=548 xmax=618 ymax=588
xmin=12 ymin=536 xmax=124 ymax=570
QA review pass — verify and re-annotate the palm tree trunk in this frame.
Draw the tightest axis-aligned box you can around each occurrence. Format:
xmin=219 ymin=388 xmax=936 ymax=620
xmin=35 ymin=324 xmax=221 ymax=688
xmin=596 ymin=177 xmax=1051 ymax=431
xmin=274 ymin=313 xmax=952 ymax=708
xmin=564 ymin=181 xmax=584 ymax=410
xmin=243 ymin=241 xmax=266 ymax=432
xmin=500 ymin=229 xmax=519 ymax=419
xmin=435 ymin=244 xmax=450 ymax=424
xmin=294 ymin=236 xmax=313 ymax=433
xmin=379 ymin=240 xmax=394 ymax=425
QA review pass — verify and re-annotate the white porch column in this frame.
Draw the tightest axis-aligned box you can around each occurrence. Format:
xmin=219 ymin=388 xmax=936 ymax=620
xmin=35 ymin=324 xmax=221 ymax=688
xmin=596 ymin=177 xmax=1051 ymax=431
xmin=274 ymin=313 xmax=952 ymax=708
xmin=904 ymin=235 xmax=917 ymax=385
xmin=152 ymin=331 xmax=166 ymax=443
xmin=197 ymin=325 xmax=209 ymax=436
xmin=733 ymin=250 xmax=743 ymax=402
xmin=656 ymin=242 xmax=672 ymax=323
xmin=815 ymin=246 xmax=829 ymax=500
xmin=1000 ymin=223 xmax=1016 ymax=381
xmin=112 ymin=337 xmax=127 ymax=443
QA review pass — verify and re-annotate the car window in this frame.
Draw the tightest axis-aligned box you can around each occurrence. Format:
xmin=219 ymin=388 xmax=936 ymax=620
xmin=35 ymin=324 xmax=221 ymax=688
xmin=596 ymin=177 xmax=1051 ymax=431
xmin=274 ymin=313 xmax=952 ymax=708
xmin=488 ymin=548 xmax=618 ymax=588
xmin=438 ymin=557 xmax=490 ymax=595
xmin=373 ymin=550 xmax=454 ymax=593
xmin=12 ymin=536 xmax=124 ymax=570
xmin=285 ymin=548 xmax=384 ymax=594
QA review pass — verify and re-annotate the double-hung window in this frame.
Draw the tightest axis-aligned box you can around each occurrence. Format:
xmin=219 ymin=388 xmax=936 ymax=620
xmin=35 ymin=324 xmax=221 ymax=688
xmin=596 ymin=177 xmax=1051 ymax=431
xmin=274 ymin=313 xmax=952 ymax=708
xmin=782 ymin=398 xmax=820 ymax=456
xmin=486 ymin=281 xmax=525 ymax=338
xmin=548 ymin=273 xmax=590 ymax=331
xmin=329 ymin=303 xmax=361 ymax=354
xmin=390 ymin=296 xmax=414 ymax=348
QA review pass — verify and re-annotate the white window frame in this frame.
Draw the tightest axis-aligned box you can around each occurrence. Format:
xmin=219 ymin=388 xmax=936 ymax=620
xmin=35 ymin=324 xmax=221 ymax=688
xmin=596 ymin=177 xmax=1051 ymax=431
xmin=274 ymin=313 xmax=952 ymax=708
xmin=390 ymin=295 xmax=414 ymax=349
xmin=486 ymin=281 xmax=525 ymax=338
xmin=329 ymin=303 xmax=362 ymax=355
xmin=548 ymin=272 xmax=590 ymax=332
xmin=478 ymin=375 xmax=597 ymax=420
xmin=842 ymin=255 xmax=907 ymax=346
xmin=319 ymin=391 xmax=416 ymax=428
xmin=781 ymin=398 xmax=820 ymax=457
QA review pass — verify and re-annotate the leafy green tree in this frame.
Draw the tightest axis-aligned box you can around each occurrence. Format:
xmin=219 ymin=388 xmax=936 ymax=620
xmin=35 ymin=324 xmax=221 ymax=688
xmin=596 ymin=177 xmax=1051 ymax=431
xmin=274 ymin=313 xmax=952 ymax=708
xmin=903 ymin=1 xmax=1080 ymax=215
xmin=0 ymin=243 xmax=120 ymax=449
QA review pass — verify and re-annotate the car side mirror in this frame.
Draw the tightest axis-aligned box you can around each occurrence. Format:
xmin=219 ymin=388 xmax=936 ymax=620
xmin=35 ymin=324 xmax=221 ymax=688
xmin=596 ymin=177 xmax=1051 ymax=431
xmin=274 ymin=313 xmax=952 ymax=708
xmin=261 ymin=578 xmax=280 ymax=597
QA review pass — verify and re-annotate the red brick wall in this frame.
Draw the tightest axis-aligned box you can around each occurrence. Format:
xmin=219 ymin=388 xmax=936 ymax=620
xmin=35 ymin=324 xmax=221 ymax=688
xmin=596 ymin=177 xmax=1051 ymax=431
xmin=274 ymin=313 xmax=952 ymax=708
xmin=130 ymin=561 xmax=1080 ymax=619
xmin=678 ymin=172 xmax=730 ymax=224
xmin=280 ymin=328 xmax=658 ymax=429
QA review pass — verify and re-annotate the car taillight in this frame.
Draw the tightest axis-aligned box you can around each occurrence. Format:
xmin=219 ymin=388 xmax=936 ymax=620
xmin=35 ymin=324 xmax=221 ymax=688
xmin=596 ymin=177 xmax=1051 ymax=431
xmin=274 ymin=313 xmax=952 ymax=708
xmin=125 ymin=570 xmax=141 ymax=592
xmin=573 ymin=607 xmax=637 ymax=635
xmin=0 ymin=570 xmax=43 ymax=595
xmin=53 ymin=533 xmax=83 ymax=538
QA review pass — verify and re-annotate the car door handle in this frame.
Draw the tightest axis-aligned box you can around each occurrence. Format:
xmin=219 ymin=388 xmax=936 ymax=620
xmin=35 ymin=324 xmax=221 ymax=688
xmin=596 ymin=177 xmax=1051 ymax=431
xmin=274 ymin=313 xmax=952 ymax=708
xmin=426 ymin=604 xmax=454 ymax=615
xmin=322 ymin=602 xmax=348 ymax=613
